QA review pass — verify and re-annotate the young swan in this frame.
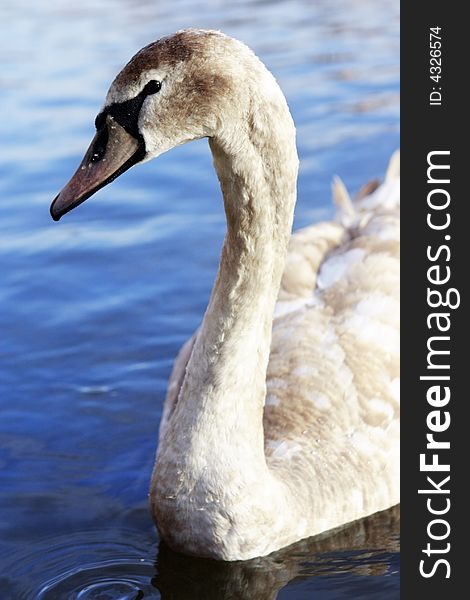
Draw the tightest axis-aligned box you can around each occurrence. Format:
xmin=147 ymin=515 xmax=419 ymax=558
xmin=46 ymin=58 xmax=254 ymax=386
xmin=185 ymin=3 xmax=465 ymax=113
xmin=51 ymin=29 xmax=400 ymax=561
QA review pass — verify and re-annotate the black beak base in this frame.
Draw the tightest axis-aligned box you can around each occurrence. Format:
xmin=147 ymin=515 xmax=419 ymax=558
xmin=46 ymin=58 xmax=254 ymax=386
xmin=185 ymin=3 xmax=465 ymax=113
xmin=50 ymin=115 xmax=145 ymax=221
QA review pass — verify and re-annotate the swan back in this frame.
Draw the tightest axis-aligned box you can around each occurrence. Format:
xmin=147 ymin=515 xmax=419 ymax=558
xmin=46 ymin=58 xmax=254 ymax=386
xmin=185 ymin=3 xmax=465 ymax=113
xmin=265 ymin=163 xmax=400 ymax=528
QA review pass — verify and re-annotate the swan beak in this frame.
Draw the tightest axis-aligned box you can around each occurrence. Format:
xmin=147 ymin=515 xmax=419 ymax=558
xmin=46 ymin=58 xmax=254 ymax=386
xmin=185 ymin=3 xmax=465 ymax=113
xmin=50 ymin=115 xmax=144 ymax=221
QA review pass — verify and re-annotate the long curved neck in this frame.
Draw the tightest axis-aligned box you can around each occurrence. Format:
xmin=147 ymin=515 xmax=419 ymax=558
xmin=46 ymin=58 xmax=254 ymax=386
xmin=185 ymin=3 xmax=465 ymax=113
xmin=171 ymin=104 xmax=298 ymax=465
xmin=152 ymin=86 xmax=299 ymax=559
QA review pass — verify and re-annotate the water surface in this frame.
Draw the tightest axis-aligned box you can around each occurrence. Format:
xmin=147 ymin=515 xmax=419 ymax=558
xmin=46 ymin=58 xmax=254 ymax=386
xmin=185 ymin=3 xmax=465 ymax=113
xmin=0 ymin=0 xmax=399 ymax=597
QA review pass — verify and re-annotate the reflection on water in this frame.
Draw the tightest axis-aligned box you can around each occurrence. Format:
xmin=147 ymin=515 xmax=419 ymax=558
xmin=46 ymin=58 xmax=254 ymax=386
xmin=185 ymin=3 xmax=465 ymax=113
xmin=1 ymin=507 xmax=398 ymax=599
xmin=0 ymin=0 xmax=398 ymax=597
xmin=154 ymin=507 xmax=400 ymax=600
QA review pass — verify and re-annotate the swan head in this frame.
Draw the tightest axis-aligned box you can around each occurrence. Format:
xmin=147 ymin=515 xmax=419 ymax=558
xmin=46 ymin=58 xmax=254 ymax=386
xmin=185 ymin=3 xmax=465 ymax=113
xmin=50 ymin=29 xmax=278 ymax=221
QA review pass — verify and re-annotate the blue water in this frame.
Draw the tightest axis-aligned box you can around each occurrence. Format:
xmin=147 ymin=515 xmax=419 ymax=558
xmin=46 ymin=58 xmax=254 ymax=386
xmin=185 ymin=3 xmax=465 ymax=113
xmin=0 ymin=0 xmax=399 ymax=597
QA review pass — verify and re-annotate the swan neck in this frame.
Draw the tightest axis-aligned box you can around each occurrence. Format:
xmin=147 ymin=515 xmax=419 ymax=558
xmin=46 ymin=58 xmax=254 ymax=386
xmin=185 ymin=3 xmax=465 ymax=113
xmin=163 ymin=94 xmax=298 ymax=457
xmin=179 ymin=123 xmax=298 ymax=438
xmin=151 ymin=86 xmax=300 ymax=558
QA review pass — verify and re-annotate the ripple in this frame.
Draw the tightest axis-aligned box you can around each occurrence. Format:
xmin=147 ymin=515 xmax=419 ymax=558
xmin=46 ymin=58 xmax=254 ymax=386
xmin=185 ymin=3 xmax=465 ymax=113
xmin=78 ymin=385 xmax=114 ymax=395
xmin=36 ymin=560 xmax=157 ymax=600
xmin=2 ymin=529 xmax=159 ymax=600
xmin=77 ymin=581 xmax=143 ymax=600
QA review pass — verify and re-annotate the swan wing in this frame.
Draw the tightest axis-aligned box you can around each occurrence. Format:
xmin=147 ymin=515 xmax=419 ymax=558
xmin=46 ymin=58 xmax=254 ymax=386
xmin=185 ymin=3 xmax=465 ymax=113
xmin=264 ymin=163 xmax=400 ymax=514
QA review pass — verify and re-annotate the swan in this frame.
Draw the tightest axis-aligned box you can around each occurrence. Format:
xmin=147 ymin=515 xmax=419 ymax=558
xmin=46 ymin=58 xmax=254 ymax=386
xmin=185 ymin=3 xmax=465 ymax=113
xmin=50 ymin=29 xmax=400 ymax=561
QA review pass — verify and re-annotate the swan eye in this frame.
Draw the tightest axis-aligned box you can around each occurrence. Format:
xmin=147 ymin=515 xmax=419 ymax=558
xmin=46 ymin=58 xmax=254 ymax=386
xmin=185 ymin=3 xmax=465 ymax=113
xmin=145 ymin=80 xmax=162 ymax=95
xmin=92 ymin=80 xmax=161 ymax=137
xmin=95 ymin=112 xmax=106 ymax=130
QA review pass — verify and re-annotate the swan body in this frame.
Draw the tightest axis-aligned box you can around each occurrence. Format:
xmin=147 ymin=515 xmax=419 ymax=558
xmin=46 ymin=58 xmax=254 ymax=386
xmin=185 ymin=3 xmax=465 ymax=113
xmin=51 ymin=30 xmax=400 ymax=561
